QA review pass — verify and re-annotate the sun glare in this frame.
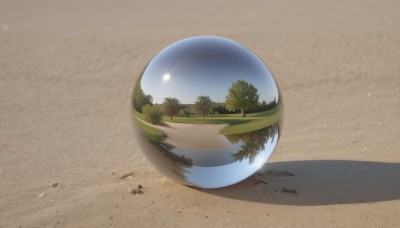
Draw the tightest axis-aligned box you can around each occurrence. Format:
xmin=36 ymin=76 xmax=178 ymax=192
xmin=163 ymin=73 xmax=170 ymax=82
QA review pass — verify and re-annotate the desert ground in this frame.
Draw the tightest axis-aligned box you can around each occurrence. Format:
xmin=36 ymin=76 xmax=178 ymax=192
xmin=1 ymin=0 xmax=399 ymax=227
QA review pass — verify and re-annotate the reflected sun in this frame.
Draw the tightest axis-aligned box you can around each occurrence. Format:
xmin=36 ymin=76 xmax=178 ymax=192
xmin=163 ymin=73 xmax=170 ymax=82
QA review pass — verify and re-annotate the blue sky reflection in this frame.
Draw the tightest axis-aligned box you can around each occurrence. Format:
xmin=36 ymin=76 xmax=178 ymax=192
xmin=140 ymin=36 xmax=279 ymax=104
xmin=182 ymin=131 xmax=278 ymax=189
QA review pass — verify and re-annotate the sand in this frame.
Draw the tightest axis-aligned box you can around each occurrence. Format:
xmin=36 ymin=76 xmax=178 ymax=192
xmin=0 ymin=0 xmax=399 ymax=227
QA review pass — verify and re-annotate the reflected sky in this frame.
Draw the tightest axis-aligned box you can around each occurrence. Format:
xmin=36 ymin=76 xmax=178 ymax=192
xmin=183 ymin=129 xmax=278 ymax=189
xmin=160 ymin=124 xmax=280 ymax=188
xmin=171 ymin=141 xmax=243 ymax=167
xmin=132 ymin=36 xmax=283 ymax=189
xmin=140 ymin=36 xmax=279 ymax=104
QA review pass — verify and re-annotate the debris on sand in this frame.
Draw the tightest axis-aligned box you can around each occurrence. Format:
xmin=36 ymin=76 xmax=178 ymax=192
xmin=131 ymin=189 xmax=143 ymax=195
xmin=130 ymin=184 xmax=144 ymax=195
xmin=38 ymin=193 xmax=45 ymax=198
xmin=267 ymin=170 xmax=294 ymax=177
xmin=281 ymin=187 xmax=297 ymax=194
xmin=52 ymin=183 xmax=60 ymax=188
xmin=254 ymin=180 xmax=268 ymax=185
xmin=120 ymin=172 xmax=135 ymax=179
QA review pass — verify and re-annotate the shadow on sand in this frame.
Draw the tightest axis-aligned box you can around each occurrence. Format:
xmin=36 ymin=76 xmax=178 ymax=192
xmin=200 ymin=160 xmax=400 ymax=205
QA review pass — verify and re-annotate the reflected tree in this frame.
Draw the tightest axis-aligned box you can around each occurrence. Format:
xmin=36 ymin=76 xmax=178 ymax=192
xmin=194 ymin=95 xmax=213 ymax=117
xmin=163 ymin=97 xmax=181 ymax=120
xmin=156 ymin=142 xmax=193 ymax=167
xmin=133 ymin=82 xmax=153 ymax=113
xmin=251 ymin=98 xmax=278 ymax=113
xmin=149 ymin=138 xmax=193 ymax=181
xmin=136 ymin=119 xmax=193 ymax=181
xmin=180 ymin=107 xmax=193 ymax=117
xmin=142 ymin=104 xmax=163 ymax=125
xmin=226 ymin=124 xmax=279 ymax=164
xmin=225 ymin=80 xmax=259 ymax=117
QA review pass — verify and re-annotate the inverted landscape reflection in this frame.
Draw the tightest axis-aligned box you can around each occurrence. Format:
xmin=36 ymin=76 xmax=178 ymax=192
xmin=132 ymin=36 xmax=283 ymax=188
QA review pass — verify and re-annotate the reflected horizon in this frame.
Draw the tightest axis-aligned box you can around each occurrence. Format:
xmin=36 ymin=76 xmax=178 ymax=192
xmin=140 ymin=36 xmax=280 ymax=104
xmin=131 ymin=36 xmax=283 ymax=189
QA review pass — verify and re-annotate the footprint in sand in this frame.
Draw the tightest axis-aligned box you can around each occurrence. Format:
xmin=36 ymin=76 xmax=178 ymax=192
xmin=265 ymin=170 xmax=294 ymax=177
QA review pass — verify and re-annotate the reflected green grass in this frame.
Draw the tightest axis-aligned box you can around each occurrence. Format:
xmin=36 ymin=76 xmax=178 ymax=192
xmin=220 ymin=109 xmax=281 ymax=135
xmin=134 ymin=105 xmax=281 ymax=136
xmin=133 ymin=111 xmax=166 ymax=143
xmin=133 ymin=109 xmax=146 ymax=121
xmin=164 ymin=116 xmax=252 ymax=125
xmin=165 ymin=105 xmax=282 ymax=135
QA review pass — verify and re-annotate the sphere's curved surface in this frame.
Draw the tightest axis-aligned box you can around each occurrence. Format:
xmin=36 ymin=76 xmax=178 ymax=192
xmin=131 ymin=36 xmax=283 ymax=189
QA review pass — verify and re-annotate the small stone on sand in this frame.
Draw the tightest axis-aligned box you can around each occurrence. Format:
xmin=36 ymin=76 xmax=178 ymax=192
xmin=281 ymin=187 xmax=297 ymax=194
xmin=131 ymin=189 xmax=143 ymax=195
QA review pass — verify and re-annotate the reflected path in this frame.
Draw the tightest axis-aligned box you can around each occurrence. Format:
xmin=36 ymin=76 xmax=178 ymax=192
xmin=227 ymin=125 xmax=279 ymax=164
xmin=181 ymin=125 xmax=279 ymax=188
xmin=131 ymin=36 xmax=283 ymax=188
xmin=161 ymin=122 xmax=231 ymax=151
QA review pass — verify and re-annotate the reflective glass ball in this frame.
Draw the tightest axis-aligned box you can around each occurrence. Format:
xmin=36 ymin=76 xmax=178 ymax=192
xmin=131 ymin=36 xmax=283 ymax=189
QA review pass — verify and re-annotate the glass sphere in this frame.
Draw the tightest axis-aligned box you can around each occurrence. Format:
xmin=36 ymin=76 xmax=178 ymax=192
xmin=131 ymin=36 xmax=283 ymax=189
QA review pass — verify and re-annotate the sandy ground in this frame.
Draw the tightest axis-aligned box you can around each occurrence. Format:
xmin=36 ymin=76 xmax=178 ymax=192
xmin=1 ymin=0 xmax=399 ymax=227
